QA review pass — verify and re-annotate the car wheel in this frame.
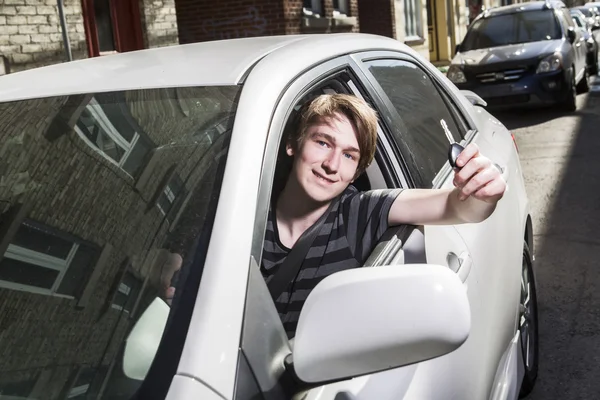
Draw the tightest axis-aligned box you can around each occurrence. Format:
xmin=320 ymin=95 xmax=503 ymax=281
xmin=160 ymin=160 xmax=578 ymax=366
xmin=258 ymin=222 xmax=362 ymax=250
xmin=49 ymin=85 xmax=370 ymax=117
xmin=577 ymin=68 xmax=590 ymax=94
xmin=591 ymin=52 xmax=599 ymax=76
xmin=518 ymin=242 xmax=539 ymax=398
xmin=560 ymin=68 xmax=577 ymax=112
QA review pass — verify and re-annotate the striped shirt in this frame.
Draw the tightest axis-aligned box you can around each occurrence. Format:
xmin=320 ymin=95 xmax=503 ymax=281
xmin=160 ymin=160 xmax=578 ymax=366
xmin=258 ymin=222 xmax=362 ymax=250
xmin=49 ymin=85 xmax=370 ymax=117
xmin=261 ymin=185 xmax=403 ymax=338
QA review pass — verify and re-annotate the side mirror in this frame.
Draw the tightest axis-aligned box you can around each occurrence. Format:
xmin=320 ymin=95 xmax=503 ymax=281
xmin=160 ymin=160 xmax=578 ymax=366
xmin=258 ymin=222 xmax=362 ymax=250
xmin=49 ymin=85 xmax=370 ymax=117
xmin=568 ymin=27 xmax=577 ymax=43
xmin=122 ymin=297 xmax=170 ymax=380
xmin=292 ymin=264 xmax=471 ymax=383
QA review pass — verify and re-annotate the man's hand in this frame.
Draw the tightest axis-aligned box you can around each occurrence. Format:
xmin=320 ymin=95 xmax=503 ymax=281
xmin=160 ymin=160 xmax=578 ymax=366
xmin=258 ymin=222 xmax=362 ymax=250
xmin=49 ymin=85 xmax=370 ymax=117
xmin=453 ymin=143 xmax=506 ymax=203
xmin=160 ymin=253 xmax=182 ymax=306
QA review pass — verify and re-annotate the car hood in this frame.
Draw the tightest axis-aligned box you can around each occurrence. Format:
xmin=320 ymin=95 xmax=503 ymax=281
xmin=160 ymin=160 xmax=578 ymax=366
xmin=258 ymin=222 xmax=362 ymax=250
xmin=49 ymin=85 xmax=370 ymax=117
xmin=452 ymin=40 xmax=563 ymax=67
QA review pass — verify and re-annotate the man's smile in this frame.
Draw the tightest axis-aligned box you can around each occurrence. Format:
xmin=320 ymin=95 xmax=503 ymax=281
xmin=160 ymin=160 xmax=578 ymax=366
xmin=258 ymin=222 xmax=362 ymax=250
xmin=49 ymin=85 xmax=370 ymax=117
xmin=312 ymin=170 xmax=336 ymax=184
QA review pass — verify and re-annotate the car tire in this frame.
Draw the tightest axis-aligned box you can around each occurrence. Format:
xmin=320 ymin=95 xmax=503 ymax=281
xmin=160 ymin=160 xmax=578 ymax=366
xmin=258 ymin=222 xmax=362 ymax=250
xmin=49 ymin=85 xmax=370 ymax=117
xmin=590 ymin=53 xmax=599 ymax=76
xmin=577 ymin=68 xmax=590 ymax=94
xmin=560 ymin=68 xmax=577 ymax=112
xmin=518 ymin=241 xmax=539 ymax=399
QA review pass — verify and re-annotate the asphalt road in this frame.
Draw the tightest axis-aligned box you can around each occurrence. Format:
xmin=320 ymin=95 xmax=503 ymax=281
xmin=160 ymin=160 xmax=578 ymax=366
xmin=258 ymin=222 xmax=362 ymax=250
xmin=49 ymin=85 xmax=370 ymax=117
xmin=493 ymin=77 xmax=600 ymax=400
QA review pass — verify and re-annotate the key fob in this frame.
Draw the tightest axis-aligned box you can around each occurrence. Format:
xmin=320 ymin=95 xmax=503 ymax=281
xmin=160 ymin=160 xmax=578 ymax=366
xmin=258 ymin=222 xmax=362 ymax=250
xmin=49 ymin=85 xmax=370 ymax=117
xmin=448 ymin=143 xmax=465 ymax=169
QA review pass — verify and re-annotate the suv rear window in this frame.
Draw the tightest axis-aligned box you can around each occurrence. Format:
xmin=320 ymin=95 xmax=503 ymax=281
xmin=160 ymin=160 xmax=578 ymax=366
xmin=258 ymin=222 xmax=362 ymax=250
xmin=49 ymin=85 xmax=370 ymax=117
xmin=461 ymin=10 xmax=562 ymax=51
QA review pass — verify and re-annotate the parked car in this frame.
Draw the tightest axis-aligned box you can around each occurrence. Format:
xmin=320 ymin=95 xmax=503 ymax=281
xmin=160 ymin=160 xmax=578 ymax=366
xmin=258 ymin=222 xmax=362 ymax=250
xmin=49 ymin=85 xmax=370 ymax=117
xmin=448 ymin=0 xmax=589 ymax=111
xmin=570 ymin=8 xmax=599 ymax=75
xmin=572 ymin=3 xmax=600 ymax=28
xmin=0 ymin=33 xmax=537 ymax=400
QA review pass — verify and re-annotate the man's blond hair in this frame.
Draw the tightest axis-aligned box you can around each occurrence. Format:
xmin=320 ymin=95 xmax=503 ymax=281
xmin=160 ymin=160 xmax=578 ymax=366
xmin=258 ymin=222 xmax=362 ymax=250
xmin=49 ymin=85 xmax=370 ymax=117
xmin=288 ymin=94 xmax=379 ymax=178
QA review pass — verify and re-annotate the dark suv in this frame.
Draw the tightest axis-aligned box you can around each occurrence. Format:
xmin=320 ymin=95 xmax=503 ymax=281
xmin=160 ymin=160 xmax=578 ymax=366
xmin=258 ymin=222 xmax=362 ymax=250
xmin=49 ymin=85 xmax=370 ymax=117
xmin=448 ymin=0 xmax=589 ymax=111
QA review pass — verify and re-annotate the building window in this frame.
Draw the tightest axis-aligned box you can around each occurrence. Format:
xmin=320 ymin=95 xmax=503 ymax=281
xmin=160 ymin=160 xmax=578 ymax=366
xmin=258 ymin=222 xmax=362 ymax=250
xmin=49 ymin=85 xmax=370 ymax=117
xmin=303 ymin=0 xmax=323 ymax=17
xmin=74 ymin=96 xmax=153 ymax=178
xmin=111 ymin=270 xmax=142 ymax=313
xmin=333 ymin=0 xmax=349 ymax=16
xmin=66 ymin=367 xmax=97 ymax=399
xmin=157 ymin=174 xmax=185 ymax=217
xmin=404 ymin=0 xmax=423 ymax=40
xmin=0 ymin=220 xmax=100 ymax=297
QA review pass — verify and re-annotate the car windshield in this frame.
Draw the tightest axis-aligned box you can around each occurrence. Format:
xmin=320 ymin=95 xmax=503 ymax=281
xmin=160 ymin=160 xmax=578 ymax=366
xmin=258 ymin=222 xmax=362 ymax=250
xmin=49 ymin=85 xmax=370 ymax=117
xmin=461 ymin=10 xmax=561 ymax=51
xmin=0 ymin=85 xmax=240 ymax=399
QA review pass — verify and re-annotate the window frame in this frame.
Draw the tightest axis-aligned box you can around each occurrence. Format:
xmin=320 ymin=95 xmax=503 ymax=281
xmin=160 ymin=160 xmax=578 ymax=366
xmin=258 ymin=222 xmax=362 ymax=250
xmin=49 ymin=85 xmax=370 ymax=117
xmin=333 ymin=0 xmax=350 ymax=16
xmin=303 ymin=0 xmax=323 ymax=17
xmin=74 ymin=97 xmax=152 ymax=178
xmin=0 ymin=219 xmax=100 ymax=298
xmin=404 ymin=0 xmax=424 ymax=41
xmin=349 ymin=51 xmax=476 ymax=188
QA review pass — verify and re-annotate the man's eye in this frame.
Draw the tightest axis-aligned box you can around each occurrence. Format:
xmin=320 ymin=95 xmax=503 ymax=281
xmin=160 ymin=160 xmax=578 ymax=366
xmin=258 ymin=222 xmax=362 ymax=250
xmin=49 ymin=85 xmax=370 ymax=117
xmin=344 ymin=153 xmax=355 ymax=160
xmin=317 ymin=140 xmax=328 ymax=147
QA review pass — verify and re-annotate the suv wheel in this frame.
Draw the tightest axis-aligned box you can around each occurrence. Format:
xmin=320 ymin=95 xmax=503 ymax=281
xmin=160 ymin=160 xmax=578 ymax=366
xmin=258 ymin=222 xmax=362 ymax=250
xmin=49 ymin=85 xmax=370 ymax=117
xmin=560 ymin=68 xmax=577 ymax=112
xmin=577 ymin=68 xmax=590 ymax=94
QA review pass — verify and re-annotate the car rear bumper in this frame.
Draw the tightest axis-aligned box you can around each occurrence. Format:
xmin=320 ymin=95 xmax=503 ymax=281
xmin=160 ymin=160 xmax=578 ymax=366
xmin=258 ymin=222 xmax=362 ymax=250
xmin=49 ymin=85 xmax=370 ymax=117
xmin=455 ymin=70 xmax=569 ymax=109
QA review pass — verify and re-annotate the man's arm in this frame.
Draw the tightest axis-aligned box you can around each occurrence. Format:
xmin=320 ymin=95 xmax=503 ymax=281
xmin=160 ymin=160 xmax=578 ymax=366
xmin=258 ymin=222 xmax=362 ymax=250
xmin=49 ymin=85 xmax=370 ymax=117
xmin=388 ymin=143 xmax=506 ymax=226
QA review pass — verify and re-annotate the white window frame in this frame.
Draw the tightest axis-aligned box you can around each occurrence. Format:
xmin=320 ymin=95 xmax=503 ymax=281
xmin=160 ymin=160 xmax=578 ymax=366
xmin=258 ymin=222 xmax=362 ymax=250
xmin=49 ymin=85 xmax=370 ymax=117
xmin=111 ymin=281 xmax=133 ymax=312
xmin=74 ymin=97 xmax=143 ymax=176
xmin=333 ymin=0 xmax=349 ymax=17
xmin=157 ymin=181 xmax=178 ymax=216
xmin=404 ymin=0 xmax=424 ymax=40
xmin=303 ymin=0 xmax=323 ymax=17
xmin=67 ymin=383 xmax=90 ymax=398
xmin=0 ymin=242 xmax=79 ymax=298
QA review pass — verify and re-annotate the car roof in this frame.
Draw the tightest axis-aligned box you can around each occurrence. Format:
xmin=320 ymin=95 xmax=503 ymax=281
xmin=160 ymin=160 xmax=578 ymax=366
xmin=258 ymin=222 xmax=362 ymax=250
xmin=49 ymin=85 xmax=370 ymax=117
xmin=1 ymin=34 xmax=369 ymax=103
xmin=481 ymin=0 xmax=565 ymax=18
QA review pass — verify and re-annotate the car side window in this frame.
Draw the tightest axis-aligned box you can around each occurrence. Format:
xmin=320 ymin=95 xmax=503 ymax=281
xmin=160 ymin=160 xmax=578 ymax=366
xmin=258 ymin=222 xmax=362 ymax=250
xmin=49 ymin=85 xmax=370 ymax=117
xmin=365 ymin=58 xmax=463 ymax=187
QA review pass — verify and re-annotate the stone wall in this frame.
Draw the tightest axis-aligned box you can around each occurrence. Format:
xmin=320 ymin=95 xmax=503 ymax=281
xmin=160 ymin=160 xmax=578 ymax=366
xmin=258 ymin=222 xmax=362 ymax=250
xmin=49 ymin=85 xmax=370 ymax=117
xmin=0 ymin=0 xmax=179 ymax=74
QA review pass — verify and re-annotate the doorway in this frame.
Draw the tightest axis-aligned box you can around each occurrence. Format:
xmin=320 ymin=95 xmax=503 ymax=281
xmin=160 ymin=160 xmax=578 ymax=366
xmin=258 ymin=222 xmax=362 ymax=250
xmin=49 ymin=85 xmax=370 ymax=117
xmin=82 ymin=0 xmax=145 ymax=57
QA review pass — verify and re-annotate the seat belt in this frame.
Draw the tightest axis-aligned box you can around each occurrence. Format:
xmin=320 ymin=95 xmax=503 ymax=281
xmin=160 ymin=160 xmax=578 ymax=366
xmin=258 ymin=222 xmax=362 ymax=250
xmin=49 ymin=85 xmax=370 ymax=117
xmin=267 ymin=197 xmax=339 ymax=302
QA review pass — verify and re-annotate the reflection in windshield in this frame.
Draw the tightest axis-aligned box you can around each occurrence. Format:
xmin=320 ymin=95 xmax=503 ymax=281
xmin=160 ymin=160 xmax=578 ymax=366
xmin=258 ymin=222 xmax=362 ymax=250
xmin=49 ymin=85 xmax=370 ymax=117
xmin=0 ymin=85 xmax=240 ymax=399
xmin=461 ymin=10 xmax=561 ymax=51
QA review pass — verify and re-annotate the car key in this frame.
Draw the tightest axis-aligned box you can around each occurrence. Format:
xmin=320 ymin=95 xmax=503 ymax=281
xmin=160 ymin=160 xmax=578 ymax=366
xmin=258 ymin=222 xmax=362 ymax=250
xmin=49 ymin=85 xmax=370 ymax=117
xmin=448 ymin=143 xmax=465 ymax=169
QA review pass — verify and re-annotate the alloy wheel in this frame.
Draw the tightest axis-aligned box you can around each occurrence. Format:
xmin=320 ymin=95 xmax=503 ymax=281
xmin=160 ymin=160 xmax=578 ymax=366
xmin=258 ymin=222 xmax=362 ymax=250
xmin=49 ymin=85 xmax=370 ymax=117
xmin=520 ymin=256 xmax=536 ymax=371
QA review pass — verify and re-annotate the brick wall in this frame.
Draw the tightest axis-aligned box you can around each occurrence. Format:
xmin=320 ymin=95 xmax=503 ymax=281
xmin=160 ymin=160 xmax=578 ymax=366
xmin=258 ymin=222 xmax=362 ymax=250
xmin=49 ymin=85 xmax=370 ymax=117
xmin=175 ymin=0 xmax=286 ymax=44
xmin=175 ymin=0 xmax=361 ymax=43
xmin=0 ymin=0 xmax=87 ymax=73
xmin=357 ymin=0 xmax=394 ymax=38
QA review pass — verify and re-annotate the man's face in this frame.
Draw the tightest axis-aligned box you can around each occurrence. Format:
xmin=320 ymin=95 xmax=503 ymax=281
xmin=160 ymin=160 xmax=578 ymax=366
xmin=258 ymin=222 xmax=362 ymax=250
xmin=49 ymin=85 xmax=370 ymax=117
xmin=287 ymin=113 xmax=361 ymax=203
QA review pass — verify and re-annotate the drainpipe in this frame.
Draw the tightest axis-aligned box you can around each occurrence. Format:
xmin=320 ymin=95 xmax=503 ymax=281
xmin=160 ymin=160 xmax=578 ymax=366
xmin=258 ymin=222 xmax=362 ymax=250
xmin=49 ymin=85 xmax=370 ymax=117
xmin=57 ymin=0 xmax=73 ymax=61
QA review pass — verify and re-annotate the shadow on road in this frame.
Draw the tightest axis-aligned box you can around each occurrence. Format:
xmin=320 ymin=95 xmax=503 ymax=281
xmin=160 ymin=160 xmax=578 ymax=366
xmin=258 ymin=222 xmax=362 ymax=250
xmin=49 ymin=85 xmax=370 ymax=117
xmin=497 ymin=81 xmax=600 ymax=399
xmin=492 ymin=107 xmax=572 ymax=131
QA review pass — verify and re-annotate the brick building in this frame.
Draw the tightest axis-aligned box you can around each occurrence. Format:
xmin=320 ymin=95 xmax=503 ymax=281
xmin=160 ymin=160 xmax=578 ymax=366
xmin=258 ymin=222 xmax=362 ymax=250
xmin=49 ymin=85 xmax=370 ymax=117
xmin=0 ymin=85 xmax=239 ymax=398
xmin=0 ymin=0 xmax=435 ymax=75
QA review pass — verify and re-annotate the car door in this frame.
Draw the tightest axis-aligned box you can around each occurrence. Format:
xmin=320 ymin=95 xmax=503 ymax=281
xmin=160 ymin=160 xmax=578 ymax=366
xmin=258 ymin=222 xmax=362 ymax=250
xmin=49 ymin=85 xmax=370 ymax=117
xmin=236 ymin=53 xmax=460 ymax=400
xmin=559 ymin=8 xmax=587 ymax=80
xmin=296 ymin=56 xmax=477 ymax=400
xmin=348 ymin=51 xmax=520 ymax=400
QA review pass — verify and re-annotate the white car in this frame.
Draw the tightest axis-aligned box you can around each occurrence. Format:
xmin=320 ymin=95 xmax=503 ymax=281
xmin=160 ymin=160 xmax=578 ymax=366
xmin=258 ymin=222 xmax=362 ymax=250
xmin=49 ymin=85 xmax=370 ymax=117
xmin=0 ymin=33 xmax=538 ymax=400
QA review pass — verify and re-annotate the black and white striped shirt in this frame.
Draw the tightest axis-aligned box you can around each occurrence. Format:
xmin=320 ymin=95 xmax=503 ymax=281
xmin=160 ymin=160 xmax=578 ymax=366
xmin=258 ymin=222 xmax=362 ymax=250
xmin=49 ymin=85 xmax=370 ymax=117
xmin=261 ymin=185 xmax=403 ymax=338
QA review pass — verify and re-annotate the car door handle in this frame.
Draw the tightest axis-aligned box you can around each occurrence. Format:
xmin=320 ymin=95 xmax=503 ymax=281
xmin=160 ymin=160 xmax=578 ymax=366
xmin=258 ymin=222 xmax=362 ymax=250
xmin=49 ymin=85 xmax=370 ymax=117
xmin=447 ymin=251 xmax=472 ymax=282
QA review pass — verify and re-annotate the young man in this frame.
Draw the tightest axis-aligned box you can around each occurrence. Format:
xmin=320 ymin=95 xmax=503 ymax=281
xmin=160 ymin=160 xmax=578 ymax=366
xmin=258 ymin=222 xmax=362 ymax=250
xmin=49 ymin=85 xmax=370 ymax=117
xmin=261 ymin=93 xmax=505 ymax=337
xmin=162 ymin=93 xmax=506 ymax=338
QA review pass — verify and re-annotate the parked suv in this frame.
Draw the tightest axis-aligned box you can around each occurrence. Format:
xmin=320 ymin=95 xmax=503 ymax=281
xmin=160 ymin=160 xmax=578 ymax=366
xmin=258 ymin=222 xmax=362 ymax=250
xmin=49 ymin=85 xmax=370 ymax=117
xmin=448 ymin=0 xmax=589 ymax=111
